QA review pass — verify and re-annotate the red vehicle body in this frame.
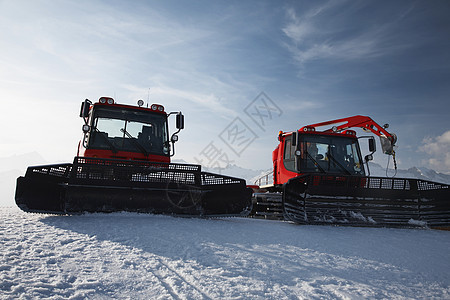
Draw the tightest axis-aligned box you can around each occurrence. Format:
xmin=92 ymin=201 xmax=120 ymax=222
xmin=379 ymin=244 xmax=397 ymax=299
xmin=77 ymin=97 xmax=184 ymax=163
xmin=271 ymin=115 xmax=397 ymax=186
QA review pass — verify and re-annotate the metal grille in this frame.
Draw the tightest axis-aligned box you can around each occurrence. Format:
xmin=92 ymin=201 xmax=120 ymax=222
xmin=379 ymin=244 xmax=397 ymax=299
xmin=25 ymin=157 xmax=246 ymax=187
xmin=393 ymin=179 xmax=406 ymax=190
xmin=367 ymin=178 xmax=381 ymax=189
xmin=380 ymin=178 xmax=393 ymax=189
xmin=364 ymin=177 xmax=412 ymax=191
xmin=27 ymin=163 xmax=72 ymax=178
xmin=201 ymin=172 xmax=244 ymax=185
xmin=308 ymin=175 xmax=450 ymax=193
xmin=72 ymin=157 xmax=201 ymax=185
xmin=417 ymin=180 xmax=449 ymax=191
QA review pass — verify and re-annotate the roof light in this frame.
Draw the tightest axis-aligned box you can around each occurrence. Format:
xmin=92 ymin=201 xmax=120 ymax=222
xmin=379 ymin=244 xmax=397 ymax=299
xmin=301 ymin=126 xmax=316 ymax=132
xmin=332 ymin=126 xmax=338 ymax=132
xmin=99 ymin=97 xmax=114 ymax=104
xmin=150 ymin=104 xmax=164 ymax=112
xmin=137 ymin=99 xmax=144 ymax=107
xmin=344 ymin=130 xmax=356 ymax=136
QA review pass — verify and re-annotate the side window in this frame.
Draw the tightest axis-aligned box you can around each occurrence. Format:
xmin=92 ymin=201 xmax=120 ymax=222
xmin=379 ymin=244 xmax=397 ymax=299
xmin=283 ymin=136 xmax=296 ymax=172
xmin=284 ymin=139 xmax=292 ymax=160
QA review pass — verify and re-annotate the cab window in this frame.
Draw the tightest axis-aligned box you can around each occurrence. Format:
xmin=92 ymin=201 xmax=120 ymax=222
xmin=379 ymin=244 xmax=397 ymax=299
xmin=283 ymin=136 xmax=297 ymax=172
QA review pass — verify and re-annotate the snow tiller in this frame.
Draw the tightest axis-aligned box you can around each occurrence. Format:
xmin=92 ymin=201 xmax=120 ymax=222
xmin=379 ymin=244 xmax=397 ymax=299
xmin=252 ymin=115 xmax=450 ymax=228
xmin=15 ymin=97 xmax=252 ymax=216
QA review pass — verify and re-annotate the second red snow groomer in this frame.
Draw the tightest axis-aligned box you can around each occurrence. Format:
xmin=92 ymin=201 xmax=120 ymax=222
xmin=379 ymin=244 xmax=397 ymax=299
xmin=253 ymin=115 xmax=449 ymax=228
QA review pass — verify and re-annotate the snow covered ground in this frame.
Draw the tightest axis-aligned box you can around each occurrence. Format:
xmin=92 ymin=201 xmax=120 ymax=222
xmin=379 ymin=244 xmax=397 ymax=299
xmin=1 ymin=207 xmax=449 ymax=299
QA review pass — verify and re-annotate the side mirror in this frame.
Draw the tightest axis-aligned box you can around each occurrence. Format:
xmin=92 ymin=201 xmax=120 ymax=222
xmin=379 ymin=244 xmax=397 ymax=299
xmin=368 ymin=137 xmax=376 ymax=153
xmin=176 ymin=113 xmax=184 ymax=130
xmin=80 ymin=99 xmax=91 ymax=118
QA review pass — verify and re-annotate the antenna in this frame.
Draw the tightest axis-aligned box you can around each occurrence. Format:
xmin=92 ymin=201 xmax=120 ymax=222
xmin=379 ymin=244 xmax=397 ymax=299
xmin=147 ymin=88 xmax=150 ymax=108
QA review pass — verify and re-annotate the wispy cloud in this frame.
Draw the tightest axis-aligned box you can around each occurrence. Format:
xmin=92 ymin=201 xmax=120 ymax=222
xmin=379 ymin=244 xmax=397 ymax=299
xmin=120 ymin=83 xmax=238 ymax=117
xmin=281 ymin=2 xmax=415 ymax=65
xmin=0 ymin=1 xmax=213 ymax=84
xmin=0 ymin=1 xmax=247 ymax=106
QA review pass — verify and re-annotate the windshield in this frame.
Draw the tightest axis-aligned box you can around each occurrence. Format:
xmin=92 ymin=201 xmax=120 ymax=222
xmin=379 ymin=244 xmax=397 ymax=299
xmin=88 ymin=106 xmax=169 ymax=156
xmin=298 ymin=135 xmax=364 ymax=175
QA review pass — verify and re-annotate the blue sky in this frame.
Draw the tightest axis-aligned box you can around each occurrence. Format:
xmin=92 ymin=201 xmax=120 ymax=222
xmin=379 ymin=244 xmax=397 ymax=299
xmin=1 ymin=0 xmax=449 ymax=173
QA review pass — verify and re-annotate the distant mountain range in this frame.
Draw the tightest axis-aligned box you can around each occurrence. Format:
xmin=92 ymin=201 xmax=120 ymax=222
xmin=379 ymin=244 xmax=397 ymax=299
xmin=367 ymin=163 xmax=450 ymax=185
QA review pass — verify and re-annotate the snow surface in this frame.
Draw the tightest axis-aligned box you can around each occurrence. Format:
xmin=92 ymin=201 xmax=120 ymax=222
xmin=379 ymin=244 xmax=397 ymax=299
xmin=1 ymin=207 xmax=449 ymax=299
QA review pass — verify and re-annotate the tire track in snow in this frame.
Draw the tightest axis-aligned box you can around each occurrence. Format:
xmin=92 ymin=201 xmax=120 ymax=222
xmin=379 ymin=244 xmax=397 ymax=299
xmin=148 ymin=254 xmax=213 ymax=300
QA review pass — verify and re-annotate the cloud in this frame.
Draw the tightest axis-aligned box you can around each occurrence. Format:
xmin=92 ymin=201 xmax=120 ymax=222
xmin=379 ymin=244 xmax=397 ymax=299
xmin=0 ymin=1 xmax=214 ymax=86
xmin=121 ymin=83 xmax=238 ymax=117
xmin=281 ymin=2 xmax=415 ymax=66
xmin=282 ymin=8 xmax=314 ymax=45
xmin=419 ymin=130 xmax=450 ymax=173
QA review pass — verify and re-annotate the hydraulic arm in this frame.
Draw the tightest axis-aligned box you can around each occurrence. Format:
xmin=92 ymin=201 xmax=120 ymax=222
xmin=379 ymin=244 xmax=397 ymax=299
xmin=305 ymin=115 xmax=397 ymax=155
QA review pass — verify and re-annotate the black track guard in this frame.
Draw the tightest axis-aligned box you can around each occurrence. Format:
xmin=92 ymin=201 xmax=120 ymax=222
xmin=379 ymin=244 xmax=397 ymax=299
xmin=283 ymin=175 xmax=450 ymax=228
xmin=15 ymin=157 xmax=252 ymax=216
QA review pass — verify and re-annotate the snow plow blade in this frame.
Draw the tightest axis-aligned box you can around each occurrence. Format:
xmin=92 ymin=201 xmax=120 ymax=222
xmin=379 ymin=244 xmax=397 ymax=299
xmin=283 ymin=175 xmax=450 ymax=228
xmin=15 ymin=157 xmax=252 ymax=216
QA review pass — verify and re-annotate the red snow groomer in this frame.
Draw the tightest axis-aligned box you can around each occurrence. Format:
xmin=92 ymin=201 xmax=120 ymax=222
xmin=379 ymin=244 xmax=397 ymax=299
xmin=252 ymin=115 xmax=450 ymax=228
xmin=15 ymin=97 xmax=252 ymax=216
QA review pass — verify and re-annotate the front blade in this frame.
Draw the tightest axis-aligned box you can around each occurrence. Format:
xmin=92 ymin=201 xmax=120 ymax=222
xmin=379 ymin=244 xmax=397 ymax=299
xmin=283 ymin=175 xmax=450 ymax=227
xmin=15 ymin=157 xmax=252 ymax=217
